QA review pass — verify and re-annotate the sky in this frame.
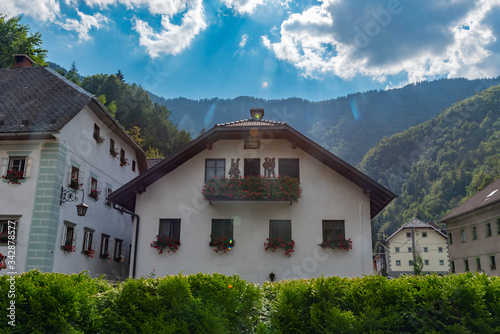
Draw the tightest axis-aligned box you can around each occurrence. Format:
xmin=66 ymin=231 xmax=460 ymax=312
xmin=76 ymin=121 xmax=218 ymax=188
xmin=2 ymin=0 xmax=500 ymax=101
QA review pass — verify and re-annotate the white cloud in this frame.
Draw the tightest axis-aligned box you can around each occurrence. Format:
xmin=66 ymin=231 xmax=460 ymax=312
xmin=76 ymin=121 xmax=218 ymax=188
xmin=263 ymin=0 xmax=500 ymax=83
xmin=133 ymin=0 xmax=207 ymax=57
xmin=0 ymin=0 xmax=61 ymax=22
xmin=239 ymin=34 xmax=249 ymax=48
xmin=0 ymin=0 xmax=209 ymax=57
xmin=59 ymin=11 xmax=108 ymax=41
xmin=221 ymin=0 xmax=267 ymax=15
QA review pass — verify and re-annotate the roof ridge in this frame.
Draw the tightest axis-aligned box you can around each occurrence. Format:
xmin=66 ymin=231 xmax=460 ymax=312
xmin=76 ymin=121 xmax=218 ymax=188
xmin=215 ymin=118 xmax=287 ymax=127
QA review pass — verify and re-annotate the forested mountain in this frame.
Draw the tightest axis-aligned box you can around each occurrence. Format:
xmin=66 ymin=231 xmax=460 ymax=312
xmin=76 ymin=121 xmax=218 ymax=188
xmin=48 ymin=62 xmax=191 ymax=158
xmin=358 ymin=84 xmax=500 ymax=243
xmin=150 ymin=77 xmax=500 ymax=165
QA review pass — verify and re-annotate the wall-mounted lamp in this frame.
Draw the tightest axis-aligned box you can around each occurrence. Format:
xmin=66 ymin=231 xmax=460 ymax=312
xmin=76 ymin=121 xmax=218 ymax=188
xmin=60 ymin=187 xmax=89 ymax=217
xmin=269 ymin=272 xmax=275 ymax=282
xmin=76 ymin=201 xmax=89 ymax=217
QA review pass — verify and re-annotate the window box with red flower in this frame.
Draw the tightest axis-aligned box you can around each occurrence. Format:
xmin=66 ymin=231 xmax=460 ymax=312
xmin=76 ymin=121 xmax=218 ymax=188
xmin=69 ymin=177 xmax=82 ymax=191
xmin=209 ymin=236 xmax=234 ymax=253
xmin=110 ymin=148 xmax=119 ymax=158
xmin=62 ymin=239 xmax=76 ymax=253
xmin=120 ymin=157 xmax=129 ymax=167
xmin=151 ymin=235 xmax=180 ymax=254
xmin=2 ymin=169 xmax=24 ymax=185
xmin=264 ymin=237 xmax=295 ymax=256
xmin=89 ymin=189 xmax=101 ymax=201
xmin=93 ymin=132 xmax=105 ymax=144
xmin=319 ymin=235 xmax=352 ymax=251
xmin=83 ymin=248 xmax=95 ymax=258
xmin=100 ymin=251 xmax=113 ymax=261
xmin=202 ymin=175 xmax=301 ymax=203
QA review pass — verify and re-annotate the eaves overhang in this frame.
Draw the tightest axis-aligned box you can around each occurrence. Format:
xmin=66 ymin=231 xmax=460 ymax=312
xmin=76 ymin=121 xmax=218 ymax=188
xmin=109 ymin=124 xmax=396 ymax=218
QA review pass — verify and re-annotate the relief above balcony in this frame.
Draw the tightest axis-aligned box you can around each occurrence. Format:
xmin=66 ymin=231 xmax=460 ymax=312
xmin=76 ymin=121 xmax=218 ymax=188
xmin=202 ymin=175 xmax=301 ymax=205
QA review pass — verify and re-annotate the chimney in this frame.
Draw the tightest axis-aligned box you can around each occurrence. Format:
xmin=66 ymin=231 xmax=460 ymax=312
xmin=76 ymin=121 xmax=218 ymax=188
xmin=13 ymin=54 xmax=35 ymax=68
xmin=250 ymin=108 xmax=264 ymax=120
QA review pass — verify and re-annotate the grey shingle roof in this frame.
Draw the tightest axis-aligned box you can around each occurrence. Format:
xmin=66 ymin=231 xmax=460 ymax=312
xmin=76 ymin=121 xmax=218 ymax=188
xmin=439 ymin=177 xmax=500 ymax=222
xmin=0 ymin=66 xmax=92 ymax=133
xmin=386 ymin=217 xmax=447 ymax=240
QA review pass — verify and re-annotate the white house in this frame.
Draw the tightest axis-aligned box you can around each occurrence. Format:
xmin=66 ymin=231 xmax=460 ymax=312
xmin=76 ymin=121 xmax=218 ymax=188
xmin=0 ymin=55 xmax=146 ymax=279
xmin=439 ymin=177 xmax=500 ymax=275
xmin=385 ymin=217 xmax=449 ymax=277
xmin=109 ymin=108 xmax=395 ymax=283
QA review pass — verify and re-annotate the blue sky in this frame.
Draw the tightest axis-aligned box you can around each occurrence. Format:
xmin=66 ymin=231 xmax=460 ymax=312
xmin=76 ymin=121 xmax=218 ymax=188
xmin=2 ymin=0 xmax=500 ymax=101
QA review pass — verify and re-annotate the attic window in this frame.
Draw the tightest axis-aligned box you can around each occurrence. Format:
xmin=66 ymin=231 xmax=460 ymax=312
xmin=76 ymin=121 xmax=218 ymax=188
xmin=486 ymin=189 xmax=498 ymax=200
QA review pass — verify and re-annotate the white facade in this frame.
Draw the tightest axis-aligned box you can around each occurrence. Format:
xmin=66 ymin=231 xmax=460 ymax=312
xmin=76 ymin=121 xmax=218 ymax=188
xmin=132 ymin=138 xmax=375 ymax=283
xmin=386 ymin=219 xmax=449 ymax=277
xmin=0 ymin=105 xmax=142 ymax=279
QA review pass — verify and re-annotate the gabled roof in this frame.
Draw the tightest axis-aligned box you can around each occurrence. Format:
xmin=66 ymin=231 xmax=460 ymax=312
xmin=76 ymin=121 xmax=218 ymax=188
xmin=109 ymin=119 xmax=396 ymax=218
xmin=0 ymin=66 xmax=147 ymax=172
xmin=439 ymin=177 xmax=500 ymax=223
xmin=0 ymin=66 xmax=92 ymax=135
xmin=386 ymin=217 xmax=447 ymax=241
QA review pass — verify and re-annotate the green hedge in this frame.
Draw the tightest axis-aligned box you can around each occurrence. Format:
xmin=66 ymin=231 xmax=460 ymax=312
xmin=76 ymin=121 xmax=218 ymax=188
xmin=1 ymin=272 xmax=499 ymax=333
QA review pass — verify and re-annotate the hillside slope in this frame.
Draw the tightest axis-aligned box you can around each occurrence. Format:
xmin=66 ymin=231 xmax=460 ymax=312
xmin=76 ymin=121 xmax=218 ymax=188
xmin=358 ymin=84 xmax=500 ymax=239
xmin=151 ymin=77 xmax=500 ymax=165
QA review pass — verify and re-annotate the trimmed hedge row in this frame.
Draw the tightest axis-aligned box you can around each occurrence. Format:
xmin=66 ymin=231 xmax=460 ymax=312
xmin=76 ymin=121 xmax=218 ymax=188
xmin=1 ymin=271 xmax=499 ymax=333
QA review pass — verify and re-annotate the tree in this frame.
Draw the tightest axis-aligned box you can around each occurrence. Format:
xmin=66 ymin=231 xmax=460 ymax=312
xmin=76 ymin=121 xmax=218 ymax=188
xmin=116 ymin=69 xmax=124 ymax=82
xmin=145 ymin=146 xmax=165 ymax=159
xmin=413 ymin=252 xmax=424 ymax=275
xmin=127 ymin=126 xmax=145 ymax=146
xmin=0 ymin=14 xmax=47 ymax=68
xmin=66 ymin=61 xmax=81 ymax=85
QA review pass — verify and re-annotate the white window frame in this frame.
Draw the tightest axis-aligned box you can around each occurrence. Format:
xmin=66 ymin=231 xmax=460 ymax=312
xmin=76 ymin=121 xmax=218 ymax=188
xmin=105 ymin=187 xmax=113 ymax=206
xmin=82 ymin=228 xmax=94 ymax=253
xmin=62 ymin=223 xmax=77 ymax=249
xmin=114 ymin=238 xmax=123 ymax=262
xmin=1 ymin=156 xmax=32 ymax=179
xmin=100 ymin=234 xmax=110 ymax=258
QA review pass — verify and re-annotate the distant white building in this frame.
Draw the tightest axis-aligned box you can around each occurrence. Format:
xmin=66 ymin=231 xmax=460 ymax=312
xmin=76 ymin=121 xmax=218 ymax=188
xmin=110 ymin=108 xmax=396 ymax=283
xmin=385 ymin=217 xmax=449 ymax=277
xmin=0 ymin=55 xmax=146 ymax=279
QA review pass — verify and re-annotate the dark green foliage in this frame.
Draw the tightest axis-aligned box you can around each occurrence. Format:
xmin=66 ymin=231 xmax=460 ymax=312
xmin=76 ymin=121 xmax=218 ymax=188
xmin=151 ymin=78 xmax=499 ymax=165
xmin=0 ymin=270 xmax=110 ymax=333
xmin=1 ymin=272 xmax=499 ymax=333
xmin=0 ymin=14 xmax=47 ymax=68
xmin=80 ymin=73 xmax=191 ymax=157
xmin=98 ymin=273 xmax=262 ymax=334
xmin=359 ymin=84 xmax=500 ymax=241
xmin=266 ymin=274 xmax=500 ymax=334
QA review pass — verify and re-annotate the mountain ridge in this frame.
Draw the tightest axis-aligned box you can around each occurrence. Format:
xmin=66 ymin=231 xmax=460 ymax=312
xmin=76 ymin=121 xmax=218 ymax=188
xmin=149 ymin=77 xmax=500 ymax=166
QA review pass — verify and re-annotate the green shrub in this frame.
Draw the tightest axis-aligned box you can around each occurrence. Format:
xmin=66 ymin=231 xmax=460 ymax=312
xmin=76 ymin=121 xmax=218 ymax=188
xmin=0 ymin=270 xmax=110 ymax=333
xmin=1 ymin=271 xmax=499 ymax=333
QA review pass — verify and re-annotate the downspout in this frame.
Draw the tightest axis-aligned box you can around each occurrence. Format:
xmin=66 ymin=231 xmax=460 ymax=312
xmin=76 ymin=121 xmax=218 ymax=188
xmin=113 ymin=203 xmax=140 ymax=278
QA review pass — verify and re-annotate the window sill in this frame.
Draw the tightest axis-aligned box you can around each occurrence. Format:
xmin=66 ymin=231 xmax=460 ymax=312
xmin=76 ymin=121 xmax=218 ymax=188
xmin=2 ymin=178 xmax=28 ymax=184
xmin=207 ymin=198 xmax=293 ymax=206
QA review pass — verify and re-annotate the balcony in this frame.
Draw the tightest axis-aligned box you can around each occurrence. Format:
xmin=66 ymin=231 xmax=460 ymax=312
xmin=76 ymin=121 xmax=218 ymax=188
xmin=202 ymin=175 xmax=301 ymax=205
